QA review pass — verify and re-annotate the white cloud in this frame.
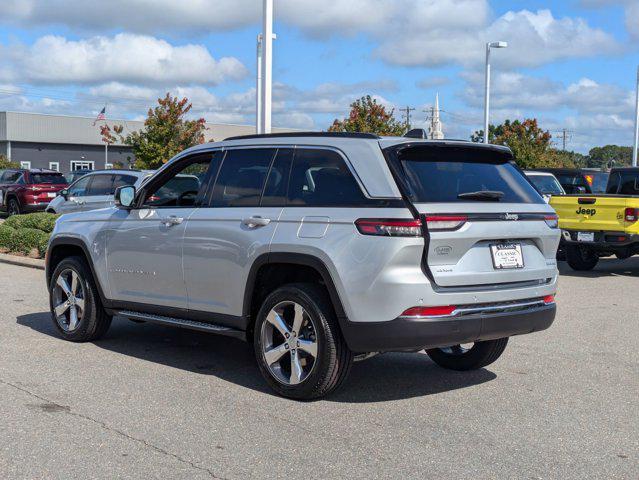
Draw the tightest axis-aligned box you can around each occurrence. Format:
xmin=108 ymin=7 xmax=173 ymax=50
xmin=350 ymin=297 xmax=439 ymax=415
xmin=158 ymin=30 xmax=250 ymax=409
xmin=0 ymin=33 xmax=248 ymax=86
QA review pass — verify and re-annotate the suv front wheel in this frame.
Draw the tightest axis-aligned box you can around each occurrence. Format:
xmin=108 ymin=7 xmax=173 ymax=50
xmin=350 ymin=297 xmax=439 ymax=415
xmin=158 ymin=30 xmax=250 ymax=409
xmin=253 ymin=283 xmax=353 ymax=400
xmin=49 ymin=256 xmax=112 ymax=342
xmin=426 ymin=338 xmax=509 ymax=371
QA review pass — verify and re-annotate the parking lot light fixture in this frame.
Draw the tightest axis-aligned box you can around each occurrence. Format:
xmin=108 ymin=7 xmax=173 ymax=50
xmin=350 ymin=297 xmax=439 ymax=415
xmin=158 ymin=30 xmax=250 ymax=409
xmin=483 ymin=41 xmax=508 ymax=144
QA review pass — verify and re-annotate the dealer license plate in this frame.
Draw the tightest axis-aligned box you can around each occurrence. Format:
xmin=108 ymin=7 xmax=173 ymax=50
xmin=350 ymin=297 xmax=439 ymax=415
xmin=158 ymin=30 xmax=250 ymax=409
xmin=490 ymin=243 xmax=524 ymax=270
xmin=577 ymin=232 xmax=594 ymax=242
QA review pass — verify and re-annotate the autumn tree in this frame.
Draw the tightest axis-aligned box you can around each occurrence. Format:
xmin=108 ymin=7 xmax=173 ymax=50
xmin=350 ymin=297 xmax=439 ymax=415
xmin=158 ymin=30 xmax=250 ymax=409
xmin=0 ymin=155 xmax=19 ymax=169
xmin=472 ymin=119 xmax=562 ymax=169
xmin=100 ymin=94 xmax=207 ymax=170
xmin=329 ymin=95 xmax=405 ymax=136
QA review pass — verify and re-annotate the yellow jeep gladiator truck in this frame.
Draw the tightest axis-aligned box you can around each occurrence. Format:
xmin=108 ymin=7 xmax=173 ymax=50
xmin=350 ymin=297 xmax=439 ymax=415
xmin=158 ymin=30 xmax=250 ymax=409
xmin=550 ymin=167 xmax=639 ymax=271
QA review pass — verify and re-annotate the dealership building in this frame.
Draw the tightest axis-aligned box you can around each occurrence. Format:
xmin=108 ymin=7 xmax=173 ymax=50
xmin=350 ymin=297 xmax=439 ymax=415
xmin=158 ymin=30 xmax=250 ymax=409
xmin=0 ymin=111 xmax=292 ymax=173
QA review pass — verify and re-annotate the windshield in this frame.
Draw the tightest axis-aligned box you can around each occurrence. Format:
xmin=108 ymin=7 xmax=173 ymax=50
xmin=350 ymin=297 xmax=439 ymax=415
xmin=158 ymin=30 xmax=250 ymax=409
xmin=527 ymin=174 xmax=564 ymax=195
xmin=392 ymin=146 xmax=544 ymax=204
xmin=584 ymin=172 xmax=609 ymax=193
xmin=31 ymin=174 xmax=67 ymax=185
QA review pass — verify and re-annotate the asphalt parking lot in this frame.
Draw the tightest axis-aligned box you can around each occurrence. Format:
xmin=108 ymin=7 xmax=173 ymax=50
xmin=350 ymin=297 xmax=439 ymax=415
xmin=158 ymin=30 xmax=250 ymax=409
xmin=0 ymin=260 xmax=637 ymax=479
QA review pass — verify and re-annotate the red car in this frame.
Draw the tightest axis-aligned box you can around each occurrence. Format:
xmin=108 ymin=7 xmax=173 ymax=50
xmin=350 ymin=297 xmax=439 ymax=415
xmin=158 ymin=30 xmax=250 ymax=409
xmin=0 ymin=168 xmax=68 ymax=215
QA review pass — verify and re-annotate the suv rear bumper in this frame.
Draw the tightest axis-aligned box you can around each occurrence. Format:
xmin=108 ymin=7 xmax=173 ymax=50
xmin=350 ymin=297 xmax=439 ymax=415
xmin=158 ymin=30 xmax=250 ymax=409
xmin=340 ymin=303 xmax=556 ymax=353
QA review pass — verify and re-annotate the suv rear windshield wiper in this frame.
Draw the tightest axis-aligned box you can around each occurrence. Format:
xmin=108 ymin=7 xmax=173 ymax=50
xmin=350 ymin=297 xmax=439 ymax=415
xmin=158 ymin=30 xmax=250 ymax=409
xmin=457 ymin=190 xmax=504 ymax=201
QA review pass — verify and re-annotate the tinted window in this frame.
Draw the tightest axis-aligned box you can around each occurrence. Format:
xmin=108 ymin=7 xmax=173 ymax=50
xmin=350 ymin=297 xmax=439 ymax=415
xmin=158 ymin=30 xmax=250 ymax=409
xmin=1 ymin=171 xmax=21 ymax=183
xmin=68 ymin=176 xmax=91 ymax=197
xmin=87 ymin=174 xmax=114 ymax=195
xmin=585 ymin=172 xmax=609 ymax=193
xmin=395 ymin=146 xmax=543 ymax=204
xmin=261 ymin=149 xmax=293 ymax=207
xmin=30 ymin=173 xmax=67 ymax=185
xmin=288 ymin=149 xmax=367 ymax=206
xmin=144 ymin=154 xmax=214 ymax=208
xmin=618 ymin=174 xmax=639 ymax=195
xmin=555 ymin=173 xmax=591 ymax=194
xmin=113 ymin=174 xmax=138 ymax=190
xmin=527 ymin=174 xmax=564 ymax=195
xmin=606 ymin=173 xmax=621 ymax=194
xmin=210 ymin=148 xmax=276 ymax=207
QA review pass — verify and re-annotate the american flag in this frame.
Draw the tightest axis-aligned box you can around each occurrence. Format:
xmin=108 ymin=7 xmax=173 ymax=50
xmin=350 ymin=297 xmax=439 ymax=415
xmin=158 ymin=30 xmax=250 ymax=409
xmin=92 ymin=106 xmax=106 ymax=125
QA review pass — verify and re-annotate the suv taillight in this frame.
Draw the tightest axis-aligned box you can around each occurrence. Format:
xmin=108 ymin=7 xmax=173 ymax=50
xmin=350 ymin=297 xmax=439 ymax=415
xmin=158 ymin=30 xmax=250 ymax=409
xmin=625 ymin=208 xmax=639 ymax=223
xmin=424 ymin=215 xmax=467 ymax=231
xmin=544 ymin=214 xmax=559 ymax=229
xmin=355 ymin=219 xmax=422 ymax=237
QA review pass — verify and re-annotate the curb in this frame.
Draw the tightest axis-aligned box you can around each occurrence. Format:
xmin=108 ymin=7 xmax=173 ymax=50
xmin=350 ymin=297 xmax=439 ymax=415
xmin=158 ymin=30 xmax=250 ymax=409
xmin=0 ymin=253 xmax=45 ymax=270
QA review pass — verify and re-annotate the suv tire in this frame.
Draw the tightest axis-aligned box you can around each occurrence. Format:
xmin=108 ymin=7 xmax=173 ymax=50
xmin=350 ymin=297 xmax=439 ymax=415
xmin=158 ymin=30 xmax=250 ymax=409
xmin=566 ymin=244 xmax=599 ymax=271
xmin=253 ymin=283 xmax=353 ymax=400
xmin=426 ymin=338 xmax=509 ymax=371
xmin=49 ymin=256 xmax=112 ymax=342
xmin=7 ymin=198 xmax=21 ymax=216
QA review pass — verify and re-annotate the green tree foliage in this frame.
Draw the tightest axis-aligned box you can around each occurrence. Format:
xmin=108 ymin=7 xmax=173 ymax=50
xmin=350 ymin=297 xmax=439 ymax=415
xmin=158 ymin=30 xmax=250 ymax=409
xmin=329 ymin=95 xmax=406 ymax=136
xmin=587 ymin=145 xmax=632 ymax=169
xmin=0 ymin=154 xmax=19 ymax=169
xmin=100 ymin=94 xmax=207 ymax=170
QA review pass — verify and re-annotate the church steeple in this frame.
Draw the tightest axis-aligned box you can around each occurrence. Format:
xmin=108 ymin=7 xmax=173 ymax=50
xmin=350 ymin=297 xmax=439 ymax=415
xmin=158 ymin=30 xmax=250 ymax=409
xmin=428 ymin=93 xmax=444 ymax=140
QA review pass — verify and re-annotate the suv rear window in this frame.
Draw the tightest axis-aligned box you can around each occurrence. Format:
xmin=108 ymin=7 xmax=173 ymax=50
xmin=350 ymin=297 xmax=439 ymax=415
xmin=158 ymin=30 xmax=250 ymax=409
xmin=392 ymin=146 xmax=543 ymax=204
xmin=31 ymin=173 xmax=66 ymax=184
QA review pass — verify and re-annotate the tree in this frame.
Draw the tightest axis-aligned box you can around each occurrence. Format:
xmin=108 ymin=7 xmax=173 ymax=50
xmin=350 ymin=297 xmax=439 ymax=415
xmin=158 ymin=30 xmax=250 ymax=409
xmin=329 ymin=95 xmax=405 ymax=136
xmin=587 ymin=145 xmax=632 ymax=169
xmin=100 ymin=93 xmax=207 ymax=170
xmin=472 ymin=119 xmax=562 ymax=169
xmin=0 ymin=155 xmax=19 ymax=169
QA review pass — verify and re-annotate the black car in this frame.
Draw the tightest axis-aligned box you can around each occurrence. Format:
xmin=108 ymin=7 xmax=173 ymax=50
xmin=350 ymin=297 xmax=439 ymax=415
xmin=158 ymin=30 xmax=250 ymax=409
xmin=532 ymin=168 xmax=592 ymax=194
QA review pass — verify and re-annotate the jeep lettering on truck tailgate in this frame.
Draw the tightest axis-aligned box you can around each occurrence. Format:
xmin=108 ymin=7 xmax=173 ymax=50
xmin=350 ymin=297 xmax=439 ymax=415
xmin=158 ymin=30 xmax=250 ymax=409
xmin=46 ymin=132 xmax=559 ymax=400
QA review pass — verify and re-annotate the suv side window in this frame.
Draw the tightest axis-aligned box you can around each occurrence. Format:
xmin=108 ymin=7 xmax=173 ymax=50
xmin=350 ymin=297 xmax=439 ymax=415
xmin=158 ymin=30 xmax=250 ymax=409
xmin=68 ymin=176 xmax=91 ymax=197
xmin=288 ymin=148 xmax=367 ymax=206
xmin=87 ymin=174 xmax=114 ymax=195
xmin=2 ymin=171 xmax=21 ymax=183
xmin=143 ymin=153 xmax=217 ymax=208
xmin=606 ymin=173 xmax=621 ymax=194
xmin=618 ymin=173 xmax=639 ymax=195
xmin=209 ymin=148 xmax=276 ymax=207
xmin=113 ymin=174 xmax=138 ymax=191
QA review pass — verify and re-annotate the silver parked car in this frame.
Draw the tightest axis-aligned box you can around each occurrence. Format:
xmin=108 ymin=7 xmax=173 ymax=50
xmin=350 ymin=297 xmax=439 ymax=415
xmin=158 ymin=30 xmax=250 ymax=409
xmin=46 ymin=170 xmax=151 ymax=214
xmin=45 ymin=132 xmax=560 ymax=400
xmin=524 ymin=170 xmax=565 ymax=203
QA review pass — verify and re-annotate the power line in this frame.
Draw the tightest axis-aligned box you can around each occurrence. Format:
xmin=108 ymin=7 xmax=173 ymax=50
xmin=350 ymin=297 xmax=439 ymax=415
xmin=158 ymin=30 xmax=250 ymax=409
xmin=554 ymin=129 xmax=573 ymax=151
xmin=399 ymin=105 xmax=415 ymax=130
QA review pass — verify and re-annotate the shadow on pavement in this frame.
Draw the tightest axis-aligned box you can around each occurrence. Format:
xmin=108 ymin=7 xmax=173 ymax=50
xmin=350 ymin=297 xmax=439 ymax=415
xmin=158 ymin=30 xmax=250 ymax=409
xmin=17 ymin=311 xmax=496 ymax=403
xmin=558 ymin=257 xmax=639 ymax=279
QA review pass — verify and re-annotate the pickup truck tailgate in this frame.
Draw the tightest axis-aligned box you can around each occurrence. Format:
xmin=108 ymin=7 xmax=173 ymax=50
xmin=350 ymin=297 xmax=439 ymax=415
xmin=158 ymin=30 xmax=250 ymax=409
xmin=551 ymin=195 xmax=628 ymax=231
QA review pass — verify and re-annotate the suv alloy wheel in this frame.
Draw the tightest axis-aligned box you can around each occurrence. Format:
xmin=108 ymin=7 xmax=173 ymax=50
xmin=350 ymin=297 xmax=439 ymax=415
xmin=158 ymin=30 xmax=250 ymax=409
xmin=49 ymin=256 xmax=112 ymax=342
xmin=254 ymin=283 xmax=353 ymax=400
xmin=7 ymin=198 xmax=20 ymax=216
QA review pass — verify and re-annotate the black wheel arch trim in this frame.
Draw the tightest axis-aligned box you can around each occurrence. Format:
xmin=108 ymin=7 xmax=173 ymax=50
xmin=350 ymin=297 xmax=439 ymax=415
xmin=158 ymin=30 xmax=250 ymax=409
xmin=46 ymin=236 xmax=111 ymax=308
xmin=243 ymin=252 xmax=348 ymax=321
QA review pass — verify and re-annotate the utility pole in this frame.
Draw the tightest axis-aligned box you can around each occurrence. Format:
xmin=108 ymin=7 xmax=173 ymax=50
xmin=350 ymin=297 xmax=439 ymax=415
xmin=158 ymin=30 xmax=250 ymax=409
xmin=633 ymin=65 xmax=639 ymax=167
xmin=400 ymin=106 xmax=415 ymax=131
xmin=256 ymin=34 xmax=263 ymax=134
xmin=260 ymin=0 xmax=274 ymax=134
xmin=483 ymin=42 xmax=508 ymax=144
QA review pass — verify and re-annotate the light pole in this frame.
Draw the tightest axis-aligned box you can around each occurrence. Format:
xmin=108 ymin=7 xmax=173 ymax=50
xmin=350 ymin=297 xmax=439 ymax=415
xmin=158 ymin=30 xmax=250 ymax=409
xmin=483 ymin=41 xmax=508 ymax=144
xmin=633 ymin=65 xmax=639 ymax=167
xmin=256 ymin=34 xmax=263 ymax=134
xmin=260 ymin=0 xmax=273 ymax=134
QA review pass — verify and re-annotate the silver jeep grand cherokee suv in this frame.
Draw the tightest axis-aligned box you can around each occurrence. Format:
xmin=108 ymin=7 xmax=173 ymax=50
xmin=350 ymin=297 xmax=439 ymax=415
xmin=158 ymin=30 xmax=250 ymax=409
xmin=46 ymin=132 xmax=560 ymax=400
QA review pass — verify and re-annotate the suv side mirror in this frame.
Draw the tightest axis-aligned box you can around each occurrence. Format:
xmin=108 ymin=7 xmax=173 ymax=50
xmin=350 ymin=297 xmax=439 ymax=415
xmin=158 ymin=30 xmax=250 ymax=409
xmin=59 ymin=189 xmax=68 ymax=199
xmin=115 ymin=185 xmax=136 ymax=208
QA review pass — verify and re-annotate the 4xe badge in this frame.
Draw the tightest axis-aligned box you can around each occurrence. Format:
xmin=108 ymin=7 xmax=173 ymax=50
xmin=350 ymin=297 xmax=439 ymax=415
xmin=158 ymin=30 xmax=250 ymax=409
xmin=576 ymin=207 xmax=596 ymax=216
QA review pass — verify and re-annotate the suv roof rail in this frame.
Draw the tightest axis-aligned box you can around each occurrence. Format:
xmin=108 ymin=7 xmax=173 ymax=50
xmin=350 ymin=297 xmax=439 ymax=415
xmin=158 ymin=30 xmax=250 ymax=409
xmin=224 ymin=131 xmax=381 ymax=141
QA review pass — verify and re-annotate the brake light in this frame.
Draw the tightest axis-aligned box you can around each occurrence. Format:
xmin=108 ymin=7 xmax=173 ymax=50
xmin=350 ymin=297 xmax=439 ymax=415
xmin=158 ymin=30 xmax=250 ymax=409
xmin=424 ymin=215 xmax=467 ymax=231
xmin=401 ymin=305 xmax=457 ymax=317
xmin=355 ymin=218 xmax=422 ymax=237
xmin=543 ymin=295 xmax=555 ymax=305
xmin=624 ymin=208 xmax=639 ymax=223
xmin=544 ymin=214 xmax=559 ymax=229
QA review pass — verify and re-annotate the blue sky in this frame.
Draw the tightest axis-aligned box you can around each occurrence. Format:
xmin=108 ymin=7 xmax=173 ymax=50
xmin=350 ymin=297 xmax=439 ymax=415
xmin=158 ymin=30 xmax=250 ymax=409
xmin=0 ymin=0 xmax=637 ymax=153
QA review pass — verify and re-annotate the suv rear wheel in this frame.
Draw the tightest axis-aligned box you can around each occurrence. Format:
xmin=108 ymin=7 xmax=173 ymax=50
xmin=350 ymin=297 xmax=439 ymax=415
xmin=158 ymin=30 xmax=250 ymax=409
xmin=49 ymin=256 xmax=112 ymax=342
xmin=253 ymin=283 xmax=353 ymax=400
xmin=426 ymin=338 xmax=509 ymax=371
xmin=566 ymin=244 xmax=599 ymax=271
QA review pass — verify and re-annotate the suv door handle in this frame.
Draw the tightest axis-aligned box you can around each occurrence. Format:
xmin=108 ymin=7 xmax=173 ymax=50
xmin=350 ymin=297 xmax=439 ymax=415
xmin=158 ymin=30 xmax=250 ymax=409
xmin=242 ymin=216 xmax=271 ymax=228
xmin=161 ymin=215 xmax=184 ymax=227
